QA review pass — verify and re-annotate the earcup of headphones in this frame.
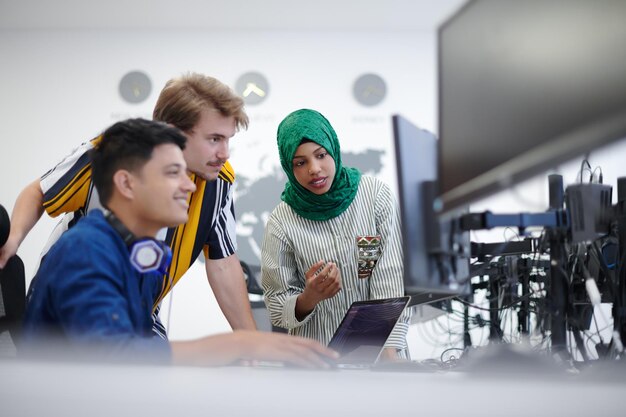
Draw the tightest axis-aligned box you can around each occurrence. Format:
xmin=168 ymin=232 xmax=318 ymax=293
xmin=129 ymin=239 xmax=172 ymax=274
xmin=104 ymin=210 xmax=172 ymax=275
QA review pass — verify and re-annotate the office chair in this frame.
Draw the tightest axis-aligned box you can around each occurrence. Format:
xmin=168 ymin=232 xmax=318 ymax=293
xmin=240 ymin=260 xmax=286 ymax=333
xmin=0 ymin=203 xmax=26 ymax=356
xmin=0 ymin=255 xmax=26 ymax=356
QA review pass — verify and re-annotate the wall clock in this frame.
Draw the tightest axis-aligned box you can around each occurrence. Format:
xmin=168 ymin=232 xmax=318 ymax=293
xmin=235 ymin=72 xmax=270 ymax=106
xmin=353 ymin=73 xmax=387 ymax=107
xmin=119 ymin=71 xmax=152 ymax=104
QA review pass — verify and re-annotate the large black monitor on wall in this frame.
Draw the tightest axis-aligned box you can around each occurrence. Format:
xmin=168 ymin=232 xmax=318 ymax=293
xmin=437 ymin=0 xmax=626 ymax=212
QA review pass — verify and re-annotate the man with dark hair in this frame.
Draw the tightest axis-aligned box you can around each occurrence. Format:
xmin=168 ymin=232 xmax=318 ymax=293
xmin=21 ymin=118 xmax=336 ymax=367
xmin=1 ymin=73 xmax=257 ymax=337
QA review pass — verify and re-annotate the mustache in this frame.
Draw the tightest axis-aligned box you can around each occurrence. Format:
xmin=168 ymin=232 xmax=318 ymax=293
xmin=207 ymin=159 xmax=226 ymax=166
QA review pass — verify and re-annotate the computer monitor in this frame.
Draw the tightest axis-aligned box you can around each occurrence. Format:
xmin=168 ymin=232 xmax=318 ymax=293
xmin=437 ymin=0 xmax=626 ymax=212
xmin=392 ymin=115 xmax=469 ymax=295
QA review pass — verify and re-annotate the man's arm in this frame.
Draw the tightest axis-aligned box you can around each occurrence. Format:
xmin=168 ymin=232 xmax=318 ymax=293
xmin=205 ymin=254 xmax=257 ymax=330
xmin=170 ymin=330 xmax=337 ymax=368
xmin=0 ymin=179 xmax=44 ymax=268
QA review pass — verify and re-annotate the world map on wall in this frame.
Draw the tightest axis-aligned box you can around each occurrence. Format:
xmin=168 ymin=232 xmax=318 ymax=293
xmin=234 ymin=149 xmax=386 ymax=266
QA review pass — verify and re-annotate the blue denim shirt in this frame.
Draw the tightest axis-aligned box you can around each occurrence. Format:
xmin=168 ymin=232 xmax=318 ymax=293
xmin=22 ymin=210 xmax=171 ymax=363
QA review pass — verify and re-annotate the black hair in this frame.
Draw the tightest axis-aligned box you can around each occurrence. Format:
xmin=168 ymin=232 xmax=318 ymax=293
xmin=90 ymin=118 xmax=187 ymax=206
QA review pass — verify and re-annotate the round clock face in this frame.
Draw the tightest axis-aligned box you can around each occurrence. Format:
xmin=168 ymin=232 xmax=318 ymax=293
xmin=353 ymin=73 xmax=387 ymax=107
xmin=235 ymin=72 xmax=270 ymax=106
xmin=119 ymin=71 xmax=152 ymax=104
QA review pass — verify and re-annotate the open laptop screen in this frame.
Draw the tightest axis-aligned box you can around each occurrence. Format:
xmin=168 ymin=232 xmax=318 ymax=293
xmin=328 ymin=297 xmax=410 ymax=365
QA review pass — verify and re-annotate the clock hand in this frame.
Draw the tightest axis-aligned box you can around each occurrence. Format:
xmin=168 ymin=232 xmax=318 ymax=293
xmin=363 ymin=86 xmax=383 ymax=98
xmin=242 ymin=83 xmax=266 ymax=98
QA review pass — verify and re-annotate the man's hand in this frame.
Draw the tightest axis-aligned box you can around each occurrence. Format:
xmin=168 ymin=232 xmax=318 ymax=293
xmin=0 ymin=179 xmax=45 ymax=269
xmin=295 ymin=260 xmax=342 ymax=320
xmin=236 ymin=331 xmax=339 ymax=368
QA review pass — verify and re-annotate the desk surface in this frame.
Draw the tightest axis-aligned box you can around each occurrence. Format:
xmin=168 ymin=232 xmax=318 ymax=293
xmin=1 ymin=358 xmax=624 ymax=416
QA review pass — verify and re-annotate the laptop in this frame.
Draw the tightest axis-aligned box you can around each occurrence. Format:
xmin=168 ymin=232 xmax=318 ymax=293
xmin=327 ymin=296 xmax=410 ymax=368
xmin=328 ymin=292 xmax=454 ymax=369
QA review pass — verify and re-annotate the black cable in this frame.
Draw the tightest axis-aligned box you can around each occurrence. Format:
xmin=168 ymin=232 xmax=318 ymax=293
xmin=435 ymin=313 xmax=462 ymax=338
xmin=572 ymin=327 xmax=590 ymax=362
xmin=417 ymin=315 xmax=454 ymax=347
xmin=584 ymin=314 xmax=611 ymax=358
xmin=591 ymin=239 xmax=618 ymax=301
xmin=429 ymin=313 xmax=470 ymax=344
xmin=453 ymin=291 xmax=535 ymax=312
xmin=440 ymin=347 xmax=465 ymax=364
xmin=579 ymin=159 xmax=592 ymax=183
xmin=449 ymin=308 xmax=493 ymax=326
xmin=591 ymin=166 xmax=603 ymax=184
xmin=503 ymin=227 xmax=521 ymax=242
xmin=591 ymin=309 xmax=606 ymax=346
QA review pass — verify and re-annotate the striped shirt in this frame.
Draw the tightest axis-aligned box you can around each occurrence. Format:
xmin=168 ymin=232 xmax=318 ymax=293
xmin=39 ymin=136 xmax=238 ymax=312
xmin=262 ymin=175 xmax=408 ymax=350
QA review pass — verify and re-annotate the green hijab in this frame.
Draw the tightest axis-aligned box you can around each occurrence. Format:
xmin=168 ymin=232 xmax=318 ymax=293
xmin=277 ymin=109 xmax=361 ymax=221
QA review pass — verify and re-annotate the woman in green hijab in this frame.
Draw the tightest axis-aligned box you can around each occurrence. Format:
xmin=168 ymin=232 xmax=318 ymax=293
xmin=261 ymin=109 xmax=407 ymax=361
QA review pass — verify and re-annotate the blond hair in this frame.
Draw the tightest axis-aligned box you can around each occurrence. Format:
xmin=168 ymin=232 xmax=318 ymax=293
xmin=153 ymin=72 xmax=249 ymax=132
